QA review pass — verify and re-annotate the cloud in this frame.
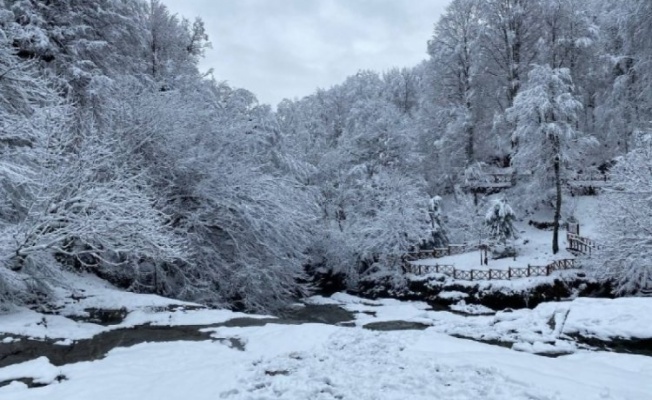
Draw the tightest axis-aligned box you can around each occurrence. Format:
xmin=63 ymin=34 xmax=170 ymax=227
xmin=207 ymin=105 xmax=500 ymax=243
xmin=163 ymin=0 xmax=451 ymax=106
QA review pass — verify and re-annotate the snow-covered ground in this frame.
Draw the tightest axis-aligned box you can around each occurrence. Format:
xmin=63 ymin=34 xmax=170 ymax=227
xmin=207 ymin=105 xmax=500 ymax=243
xmin=2 ymin=314 xmax=651 ymax=400
xmin=413 ymin=222 xmax=576 ymax=270
xmin=1 ymin=281 xmax=651 ymax=400
xmin=309 ymin=293 xmax=652 ymax=355
xmin=413 ymin=195 xmax=601 ymax=272
xmin=0 ymin=273 xmax=272 ymax=341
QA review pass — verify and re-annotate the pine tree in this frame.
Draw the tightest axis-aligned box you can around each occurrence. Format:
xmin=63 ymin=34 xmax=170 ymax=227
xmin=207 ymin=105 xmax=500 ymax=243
xmin=485 ymin=198 xmax=517 ymax=245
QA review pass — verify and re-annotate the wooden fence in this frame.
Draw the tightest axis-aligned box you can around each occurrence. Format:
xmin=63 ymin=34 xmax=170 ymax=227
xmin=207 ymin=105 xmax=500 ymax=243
xmin=465 ymin=173 xmax=513 ymax=189
xmin=401 ymin=230 xmax=593 ymax=281
xmin=403 ymin=258 xmax=577 ymax=281
xmin=571 ymin=172 xmax=610 ymax=183
xmin=402 ymin=244 xmax=474 ymax=262
xmin=465 ymin=171 xmax=610 ymax=191
xmin=567 ymin=232 xmax=596 ymax=255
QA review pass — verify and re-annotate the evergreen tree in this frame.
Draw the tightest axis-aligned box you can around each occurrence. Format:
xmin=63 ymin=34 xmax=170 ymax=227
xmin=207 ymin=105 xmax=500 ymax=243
xmin=485 ymin=198 xmax=517 ymax=245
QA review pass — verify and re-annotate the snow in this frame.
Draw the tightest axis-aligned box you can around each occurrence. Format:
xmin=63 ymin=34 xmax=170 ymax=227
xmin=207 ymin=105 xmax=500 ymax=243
xmin=0 ymin=309 xmax=108 ymax=340
xmin=437 ymin=290 xmax=468 ymax=300
xmin=0 ymin=357 xmax=61 ymax=387
xmin=47 ymin=273 xmax=198 ymax=313
xmin=308 ymin=292 xmax=652 ymax=354
xmin=1 ymin=276 xmax=650 ymax=400
xmin=563 ymin=297 xmax=652 ymax=340
xmin=412 ymin=195 xmax=603 ymax=277
xmin=449 ymin=301 xmax=495 ymax=315
xmin=0 ymin=273 xmax=272 ymax=340
xmin=413 ymin=220 xmax=576 ymax=271
xmin=2 ymin=324 xmax=650 ymax=400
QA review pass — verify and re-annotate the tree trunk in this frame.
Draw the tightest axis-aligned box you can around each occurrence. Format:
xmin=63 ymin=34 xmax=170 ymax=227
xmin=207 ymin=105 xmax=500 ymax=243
xmin=552 ymin=156 xmax=562 ymax=254
xmin=466 ymin=120 xmax=474 ymax=165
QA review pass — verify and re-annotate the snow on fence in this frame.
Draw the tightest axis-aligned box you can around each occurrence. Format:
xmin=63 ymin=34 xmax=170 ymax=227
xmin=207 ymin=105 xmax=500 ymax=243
xmin=465 ymin=171 xmax=610 ymax=191
xmin=570 ymin=171 xmax=610 ymax=183
xmin=465 ymin=173 xmax=514 ymax=189
xmin=402 ymin=258 xmax=577 ymax=281
xmin=402 ymin=244 xmax=472 ymax=262
xmin=567 ymin=232 xmax=596 ymax=255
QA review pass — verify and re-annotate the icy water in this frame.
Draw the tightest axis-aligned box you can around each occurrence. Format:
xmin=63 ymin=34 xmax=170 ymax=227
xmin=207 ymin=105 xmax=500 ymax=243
xmin=0 ymin=304 xmax=355 ymax=375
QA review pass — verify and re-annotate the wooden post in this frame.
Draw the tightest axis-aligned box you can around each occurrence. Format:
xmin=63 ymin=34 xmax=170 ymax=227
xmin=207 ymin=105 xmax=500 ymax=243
xmin=527 ymin=265 xmax=531 ymax=276
xmin=508 ymin=267 xmax=511 ymax=279
xmin=479 ymin=241 xmax=482 ymax=266
xmin=471 ymin=270 xmax=474 ymax=280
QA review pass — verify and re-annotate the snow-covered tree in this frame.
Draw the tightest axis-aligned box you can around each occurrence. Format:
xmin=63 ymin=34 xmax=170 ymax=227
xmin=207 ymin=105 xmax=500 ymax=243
xmin=428 ymin=196 xmax=449 ymax=248
xmin=427 ymin=0 xmax=482 ymax=166
xmin=507 ymin=65 xmax=592 ymax=254
xmin=447 ymin=190 xmax=487 ymax=244
xmin=485 ymin=198 xmax=517 ymax=245
xmin=590 ymin=133 xmax=652 ymax=295
xmin=145 ymin=0 xmax=209 ymax=87
xmin=480 ymin=0 xmax=542 ymax=108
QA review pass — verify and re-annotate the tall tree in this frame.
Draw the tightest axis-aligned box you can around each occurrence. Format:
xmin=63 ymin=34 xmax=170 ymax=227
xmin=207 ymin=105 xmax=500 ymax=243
xmin=507 ymin=65 xmax=589 ymax=253
xmin=427 ymin=0 xmax=482 ymax=166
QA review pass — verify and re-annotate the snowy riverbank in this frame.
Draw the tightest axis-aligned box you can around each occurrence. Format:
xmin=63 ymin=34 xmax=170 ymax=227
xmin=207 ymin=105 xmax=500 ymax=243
xmin=1 ymin=276 xmax=651 ymax=400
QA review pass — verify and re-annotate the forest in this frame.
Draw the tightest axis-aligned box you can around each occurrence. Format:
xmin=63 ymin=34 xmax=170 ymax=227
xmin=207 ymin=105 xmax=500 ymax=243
xmin=0 ymin=0 xmax=651 ymax=313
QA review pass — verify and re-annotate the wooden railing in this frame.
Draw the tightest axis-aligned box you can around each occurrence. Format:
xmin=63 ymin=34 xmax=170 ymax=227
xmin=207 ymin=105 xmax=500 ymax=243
xmin=464 ymin=173 xmax=514 ymax=189
xmin=464 ymin=171 xmax=611 ymax=191
xmin=567 ymin=232 xmax=596 ymax=255
xmin=571 ymin=172 xmax=610 ymax=182
xmin=402 ymin=244 xmax=474 ymax=262
xmin=403 ymin=258 xmax=577 ymax=281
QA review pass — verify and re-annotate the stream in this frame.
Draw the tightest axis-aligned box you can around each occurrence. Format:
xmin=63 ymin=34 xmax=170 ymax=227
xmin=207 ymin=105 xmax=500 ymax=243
xmin=1 ymin=302 xmax=650 ymax=388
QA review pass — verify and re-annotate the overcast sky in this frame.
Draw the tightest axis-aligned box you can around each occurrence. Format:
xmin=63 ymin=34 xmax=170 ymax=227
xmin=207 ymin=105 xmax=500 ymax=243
xmin=164 ymin=0 xmax=451 ymax=106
